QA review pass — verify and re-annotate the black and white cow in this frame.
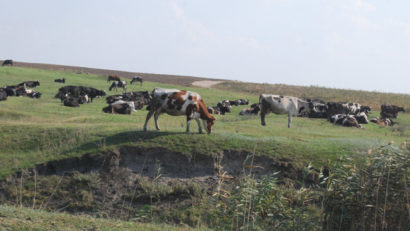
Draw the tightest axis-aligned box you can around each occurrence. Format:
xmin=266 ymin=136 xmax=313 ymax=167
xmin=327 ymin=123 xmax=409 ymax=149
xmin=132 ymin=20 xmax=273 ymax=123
xmin=109 ymin=81 xmax=127 ymax=92
xmin=17 ymin=81 xmax=40 ymax=88
xmin=103 ymin=103 xmax=132 ymax=114
xmin=259 ymin=94 xmax=312 ymax=128
xmin=239 ymin=104 xmax=261 ymax=116
xmin=55 ymin=78 xmax=66 ymax=84
xmin=55 ymin=86 xmax=106 ymax=102
xmin=380 ymin=105 xmax=405 ymax=119
xmin=330 ymin=114 xmax=363 ymax=128
xmin=0 ymin=89 xmax=7 ymax=101
xmin=130 ymin=76 xmax=143 ymax=86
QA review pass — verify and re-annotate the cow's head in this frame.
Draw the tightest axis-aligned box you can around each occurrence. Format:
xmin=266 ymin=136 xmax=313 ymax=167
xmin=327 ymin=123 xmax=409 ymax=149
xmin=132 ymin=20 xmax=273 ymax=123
xmin=205 ymin=116 xmax=216 ymax=134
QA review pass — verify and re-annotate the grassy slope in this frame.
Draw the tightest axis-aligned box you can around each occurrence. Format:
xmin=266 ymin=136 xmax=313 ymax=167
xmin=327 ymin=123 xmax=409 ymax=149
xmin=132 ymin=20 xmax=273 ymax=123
xmin=0 ymin=67 xmax=409 ymax=179
xmin=0 ymin=205 xmax=208 ymax=231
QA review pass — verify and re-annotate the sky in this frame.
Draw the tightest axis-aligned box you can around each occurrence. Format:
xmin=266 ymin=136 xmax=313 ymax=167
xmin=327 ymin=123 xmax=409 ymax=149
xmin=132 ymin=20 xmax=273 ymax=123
xmin=0 ymin=0 xmax=409 ymax=94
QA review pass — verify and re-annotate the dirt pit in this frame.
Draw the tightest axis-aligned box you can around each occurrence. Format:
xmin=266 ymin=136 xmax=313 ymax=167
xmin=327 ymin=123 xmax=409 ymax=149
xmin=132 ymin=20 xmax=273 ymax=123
xmin=0 ymin=147 xmax=319 ymax=222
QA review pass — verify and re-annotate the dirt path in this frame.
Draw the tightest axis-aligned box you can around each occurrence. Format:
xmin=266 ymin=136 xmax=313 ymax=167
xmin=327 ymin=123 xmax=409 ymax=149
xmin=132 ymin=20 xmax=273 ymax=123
xmin=191 ymin=80 xmax=224 ymax=88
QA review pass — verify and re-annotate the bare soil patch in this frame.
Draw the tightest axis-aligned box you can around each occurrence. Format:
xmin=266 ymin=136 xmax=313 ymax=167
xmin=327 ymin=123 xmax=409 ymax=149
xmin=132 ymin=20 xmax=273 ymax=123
xmin=191 ymin=80 xmax=224 ymax=88
xmin=0 ymin=146 xmax=319 ymax=221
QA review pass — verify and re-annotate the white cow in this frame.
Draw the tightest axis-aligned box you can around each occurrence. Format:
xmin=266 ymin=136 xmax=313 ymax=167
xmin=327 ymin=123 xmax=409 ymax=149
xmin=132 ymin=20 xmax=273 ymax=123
xmin=259 ymin=94 xmax=312 ymax=128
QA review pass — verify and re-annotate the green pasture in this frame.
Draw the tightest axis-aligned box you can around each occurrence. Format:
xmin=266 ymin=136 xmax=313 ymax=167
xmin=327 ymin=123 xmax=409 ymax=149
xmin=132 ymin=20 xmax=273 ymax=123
xmin=0 ymin=67 xmax=409 ymax=179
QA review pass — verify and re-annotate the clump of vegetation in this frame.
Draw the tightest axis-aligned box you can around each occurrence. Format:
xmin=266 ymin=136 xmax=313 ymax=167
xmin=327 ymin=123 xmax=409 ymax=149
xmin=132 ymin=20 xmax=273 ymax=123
xmin=322 ymin=143 xmax=409 ymax=230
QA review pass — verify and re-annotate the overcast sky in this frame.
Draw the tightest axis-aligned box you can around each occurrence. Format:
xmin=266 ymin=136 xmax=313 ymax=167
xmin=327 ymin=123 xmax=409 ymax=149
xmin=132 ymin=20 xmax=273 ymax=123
xmin=0 ymin=0 xmax=409 ymax=94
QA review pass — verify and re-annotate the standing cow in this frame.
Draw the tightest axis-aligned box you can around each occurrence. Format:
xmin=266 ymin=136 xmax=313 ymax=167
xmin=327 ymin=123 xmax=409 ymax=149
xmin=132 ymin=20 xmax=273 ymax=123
xmin=2 ymin=59 xmax=13 ymax=66
xmin=143 ymin=88 xmax=215 ymax=134
xmin=259 ymin=94 xmax=312 ymax=128
xmin=107 ymin=75 xmax=121 ymax=82
xmin=130 ymin=76 xmax=143 ymax=86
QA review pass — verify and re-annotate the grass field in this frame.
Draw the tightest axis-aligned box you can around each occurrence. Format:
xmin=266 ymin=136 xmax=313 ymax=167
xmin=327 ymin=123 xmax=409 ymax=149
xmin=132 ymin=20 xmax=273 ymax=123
xmin=0 ymin=205 xmax=208 ymax=231
xmin=0 ymin=66 xmax=409 ymax=230
xmin=0 ymin=66 xmax=409 ymax=179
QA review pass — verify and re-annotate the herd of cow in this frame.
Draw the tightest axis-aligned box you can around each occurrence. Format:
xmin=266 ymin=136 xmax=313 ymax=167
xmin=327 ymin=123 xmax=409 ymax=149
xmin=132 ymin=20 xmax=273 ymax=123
xmin=0 ymin=66 xmax=406 ymax=134
xmin=0 ymin=80 xmax=42 ymax=101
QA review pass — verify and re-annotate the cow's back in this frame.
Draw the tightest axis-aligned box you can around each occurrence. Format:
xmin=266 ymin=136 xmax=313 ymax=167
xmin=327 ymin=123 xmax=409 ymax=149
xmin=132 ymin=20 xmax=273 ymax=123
xmin=260 ymin=94 xmax=299 ymax=115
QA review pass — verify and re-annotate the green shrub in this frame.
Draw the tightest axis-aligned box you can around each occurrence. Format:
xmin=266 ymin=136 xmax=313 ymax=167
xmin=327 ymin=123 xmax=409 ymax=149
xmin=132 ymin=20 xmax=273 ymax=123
xmin=322 ymin=143 xmax=409 ymax=230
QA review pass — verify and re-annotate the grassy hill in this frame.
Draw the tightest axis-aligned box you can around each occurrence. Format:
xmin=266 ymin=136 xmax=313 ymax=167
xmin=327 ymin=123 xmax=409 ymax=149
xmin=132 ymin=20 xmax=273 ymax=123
xmin=0 ymin=66 xmax=408 ymax=230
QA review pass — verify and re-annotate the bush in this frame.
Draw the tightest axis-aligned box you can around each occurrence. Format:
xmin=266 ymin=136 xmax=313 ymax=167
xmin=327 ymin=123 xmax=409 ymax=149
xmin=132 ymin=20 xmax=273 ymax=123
xmin=322 ymin=143 xmax=409 ymax=230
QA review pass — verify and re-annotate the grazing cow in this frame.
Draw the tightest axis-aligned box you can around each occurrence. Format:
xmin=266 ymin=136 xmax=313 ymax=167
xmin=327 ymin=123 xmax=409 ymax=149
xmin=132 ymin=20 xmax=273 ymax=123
xmin=0 ymin=89 xmax=7 ymax=101
xmin=330 ymin=114 xmax=363 ymax=128
xmin=130 ymin=76 xmax=143 ymax=86
xmin=103 ymin=103 xmax=132 ymax=114
xmin=259 ymin=94 xmax=312 ymax=128
xmin=380 ymin=105 xmax=405 ymax=119
xmin=17 ymin=81 xmax=40 ymax=88
xmin=109 ymin=80 xmax=127 ymax=92
xmin=2 ymin=59 xmax=13 ymax=66
xmin=55 ymin=86 xmax=106 ymax=102
xmin=54 ymin=78 xmax=66 ymax=84
xmin=239 ymin=104 xmax=261 ymax=116
xmin=107 ymin=75 xmax=120 ymax=82
xmin=143 ymin=88 xmax=215 ymax=134
xmin=371 ymin=117 xmax=393 ymax=127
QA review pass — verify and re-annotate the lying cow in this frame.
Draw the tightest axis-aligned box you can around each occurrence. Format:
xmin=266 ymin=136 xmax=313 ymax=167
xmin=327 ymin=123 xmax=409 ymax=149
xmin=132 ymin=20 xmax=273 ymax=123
xmin=144 ymin=88 xmax=215 ymax=134
xmin=326 ymin=102 xmax=350 ymax=117
xmin=103 ymin=103 xmax=132 ymax=114
xmin=106 ymin=91 xmax=151 ymax=109
xmin=330 ymin=114 xmax=363 ymax=128
xmin=107 ymin=75 xmax=120 ymax=82
xmin=354 ymin=112 xmax=368 ymax=124
xmin=0 ymin=89 xmax=7 ymax=101
xmin=3 ymin=85 xmax=27 ymax=96
xmin=62 ymin=94 xmax=88 ymax=107
xmin=239 ymin=104 xmax=260 ymax=116
xmin=130 ymin=76 xmax=143 ymax=86
xmin=17 ymin=81 xmax=40 ymax=88
xmin=55 ymin=86 xmax=106 ymax=102
xmin=27 ymin=91 xmax=42 ymax=98
xmin=55 ymin=78 xmax=66 ymax=84
xmin=371 ymin=117 xmax=393 ymax=127
xmin=260 ymin=94 xmax=312 ymax=128
xmin=380 ymin=104 xmax=405 ymax=119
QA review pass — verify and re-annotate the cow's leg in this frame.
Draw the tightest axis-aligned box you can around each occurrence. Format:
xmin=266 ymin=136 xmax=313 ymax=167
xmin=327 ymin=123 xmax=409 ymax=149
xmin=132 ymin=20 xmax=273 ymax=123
xmin=196 ymin=118 xmax=203 ymax=134
xmin=143 ymin=110 xmax=155 ymax=131
xmin=288 ymin=113 xmax=292 ymax=128
xmin=154 ymin=110 xmax=161 ymax=130
xmin=260 ymin=111 xmax=266 ymax=126
xmin=186 ymin=118 xmax=191 ymax=133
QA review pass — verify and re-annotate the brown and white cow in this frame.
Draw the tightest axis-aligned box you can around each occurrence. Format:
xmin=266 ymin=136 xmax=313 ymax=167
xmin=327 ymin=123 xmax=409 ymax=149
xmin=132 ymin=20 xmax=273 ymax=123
xmin=107 ymin=75 xmax=121 ymax=82
xmin=143 ymin=88 xmax=215 ymax=134
xmin=259 ymin=94 xmax=312 ymax=128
